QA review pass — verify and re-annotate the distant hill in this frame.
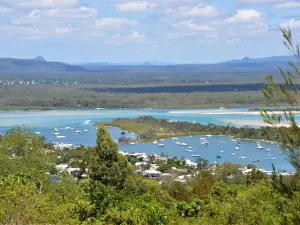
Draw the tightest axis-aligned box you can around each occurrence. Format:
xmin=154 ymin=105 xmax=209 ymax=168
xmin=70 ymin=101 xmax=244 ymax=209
xmin=220 ymin=55 xmax=294 ymax=64
xmin=0 ymin=57 xmax=86 ymax=72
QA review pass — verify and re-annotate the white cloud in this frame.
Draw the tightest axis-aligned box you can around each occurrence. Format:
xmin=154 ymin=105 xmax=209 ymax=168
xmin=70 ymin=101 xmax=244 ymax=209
xmin=275 ymin=2 xmax=300 ymax=9
xmin=117 ymin=1 xmax=155 ymax=12
xmin=280 ymin=19 xmax=300 ymax=29
xmin=173 ymin=20 xmax=210 ymax=31
xmin=226 ymin=9 xmax=263 ymax=23
xmin=0 ymin=7 xmax=12 ymax=13
xmin=95 ymin=17 xmax=138 ymax=30
xmin=55 ymin=27 xmax=72 ymax=35
xmin=128 ymin=31 xmax=144 ymax=39
xmin=237 ymin=0 xmax=285 ymax=3
xmin=165 ymin=4 xmax=219 ymax=18
xmin=0 ymin=0 xmax=79 ymax=9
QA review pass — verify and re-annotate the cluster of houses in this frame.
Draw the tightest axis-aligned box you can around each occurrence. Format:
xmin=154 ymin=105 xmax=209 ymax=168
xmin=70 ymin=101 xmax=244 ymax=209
xmin=120 ymin=151 xmax=197 ymax=183
xmin=55 ymin=150 xmax=294 ymax=184
xmin=0 ymin=79 xmax=79 ymax=87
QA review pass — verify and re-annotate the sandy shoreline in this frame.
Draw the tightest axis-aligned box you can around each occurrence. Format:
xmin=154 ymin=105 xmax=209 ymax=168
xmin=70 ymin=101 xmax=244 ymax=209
xmin=169 ymin=110 xmax=300 ymax=115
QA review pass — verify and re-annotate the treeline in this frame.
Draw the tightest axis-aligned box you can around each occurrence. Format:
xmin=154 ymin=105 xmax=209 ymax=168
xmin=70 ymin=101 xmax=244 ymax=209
xmin=105 ymin=116 xmax=282 ymax=142
xmin=0 ymin=85 xmax=266 ymax=109
xmin=86 ymin=83 xmax=298 ymax=94
xmin=0 ymin=126 xmax=300 ymax=224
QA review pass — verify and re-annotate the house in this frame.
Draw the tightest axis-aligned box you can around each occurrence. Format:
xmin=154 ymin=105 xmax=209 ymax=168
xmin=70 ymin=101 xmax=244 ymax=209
xmin=143 ymin=170 xmax=161 ymax=179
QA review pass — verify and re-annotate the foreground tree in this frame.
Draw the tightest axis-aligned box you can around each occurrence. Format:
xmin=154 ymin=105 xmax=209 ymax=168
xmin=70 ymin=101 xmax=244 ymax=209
xmin=88 ymin=125 xmax=130 ymax=188
xmin=262 ymin=27 xmax=300 ymax=171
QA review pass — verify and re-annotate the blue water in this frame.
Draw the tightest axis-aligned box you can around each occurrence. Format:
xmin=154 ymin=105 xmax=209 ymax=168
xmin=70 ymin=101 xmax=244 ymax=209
xmin=0 ymin=108 xmax=296 ymax=172
xmin=119 ymin=136 xmax=293 ymax=172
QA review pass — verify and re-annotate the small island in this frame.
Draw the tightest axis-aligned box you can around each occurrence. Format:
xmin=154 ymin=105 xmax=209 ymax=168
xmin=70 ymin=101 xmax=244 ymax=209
xmin=99 ymin=116 xmax=282 ymax=143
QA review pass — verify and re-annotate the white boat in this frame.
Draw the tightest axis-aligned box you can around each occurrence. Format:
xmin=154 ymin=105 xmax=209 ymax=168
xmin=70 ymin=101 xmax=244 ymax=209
xmin=206 ymin=135 xmax=212 ymax=137
xmin=270 ymin=157 xmax=276 ymax=160
xmin=54 ymin=128 xmax=59 ymax=132
xmin=186 ymin=149 xmax=193 ymax=152
xmin=153 ymin=140 xmax=158 ymax=145
xmin=188 ymin=147 xmax=193 ymax=150
xmin=268 ymin=154 xmax=272 ymax=157
xmin=181 ymin=143 xmax=188 ymax=146
xmin=220 ymin=150 xmax=224 ymax=153
xmin=157 ymin=144 xmax=165 ymax=148
xmin=53 ymin=132 xmax=60 ymax=136
xmin=35 ymin=132 xmax=41 ymax=135
xmin=172 ymin=137 xmax=178 ymax=140
xmin=240 ymin=156 xmax=247 ymax=159
xmin=266 ymin=149 xmax=270 ymax=152
xmin=232 ymin=139 xmax=237 ymax=142
xmin=84 ymin=129 xmax=89 ymax=132
xmin=252 ymin=159 xmax=259 ymax=162
xmin=192 ymin=154 xmax=201 ymax=157
xmin=257 ymin=145 xmax=264 ymax=149
xmin=130 ymin=142 xmax=136 ymax=145
xmin=231 ymin=153 xmax=236 ymax=156
xmin=75 ymin=130 xmax=81 ymax=133
xmin=84 ymin=120 xmax=91 ymax=125
xmin=56 ymin=136 xmax=66 ymax=139
xmin=175 ymin=142 xmax=181 ymax=145
xmin=235 ymin=147 xmax=240 ymax=150
xmin=219 ymin=107 xmax=226 ymax=110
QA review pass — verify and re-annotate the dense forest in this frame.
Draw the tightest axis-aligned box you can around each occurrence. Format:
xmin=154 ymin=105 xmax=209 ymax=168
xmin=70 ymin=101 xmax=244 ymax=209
xmin=104 ymin=116 xmax=281 ymax=142
xmin=0 ymin=126 xmax=299 ymax=224
xmin=0 ymin=85 xmax=266 ymax=109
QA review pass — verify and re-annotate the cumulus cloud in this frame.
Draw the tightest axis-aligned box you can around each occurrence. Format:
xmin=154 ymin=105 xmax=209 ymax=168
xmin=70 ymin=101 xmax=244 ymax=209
xmin=237 ymin=0 xmax=286 ymax=3
xmin=165 ymin=4 xmax=219 ymax=18
xmin=173 ymin=20 xmax=210 ymax=31
xmin=55 ymin=27 xmax=72 ymax=35
xmin=0 ymin=6 xmax=12 ymax=13
xmin=0 ymin=0 xmax=79 ymax=9
xmin=117 ymin=1 xmax=155 ymax=12
xmin=127 ymin=31 xmax=145 ymax=41
xmin=226 ymin=9 xmax=263 ymax=23
xmin=95 ymin=17 xmax=138 ymax=30
xmin=275 ymin=2 xmax=300 ymax=9
xmin=280 ymin=19 xmax=300 ymax=29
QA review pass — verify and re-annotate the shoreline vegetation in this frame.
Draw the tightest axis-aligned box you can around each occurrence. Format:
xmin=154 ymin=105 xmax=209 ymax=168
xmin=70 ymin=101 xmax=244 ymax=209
xmin=99 ymin=116 xmax=282 ymax=144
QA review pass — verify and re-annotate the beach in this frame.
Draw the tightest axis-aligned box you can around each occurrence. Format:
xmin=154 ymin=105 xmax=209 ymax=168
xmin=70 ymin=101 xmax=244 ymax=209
xmin=169 ymin=109 xmax=300 ymax=116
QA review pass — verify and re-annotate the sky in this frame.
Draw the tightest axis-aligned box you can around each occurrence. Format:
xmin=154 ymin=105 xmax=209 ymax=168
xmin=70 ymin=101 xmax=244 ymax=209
xmin=0 ymin=0 xmax=299 ymax=64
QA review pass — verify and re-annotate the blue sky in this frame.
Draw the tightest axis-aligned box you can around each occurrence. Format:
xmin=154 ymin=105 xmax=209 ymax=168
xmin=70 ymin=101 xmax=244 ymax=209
xmin=0 ymin=0 xmax=299 ymax=63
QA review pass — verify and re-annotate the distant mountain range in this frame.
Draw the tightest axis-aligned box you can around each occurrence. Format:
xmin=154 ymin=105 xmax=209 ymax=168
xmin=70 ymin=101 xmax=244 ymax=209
xmin=0 ymin=55 xmax=294 ymax=73
xmin=0 ymin=57 xmax=86 ymax=72
xmin=220 ymin=56 xmax=294 ymax=64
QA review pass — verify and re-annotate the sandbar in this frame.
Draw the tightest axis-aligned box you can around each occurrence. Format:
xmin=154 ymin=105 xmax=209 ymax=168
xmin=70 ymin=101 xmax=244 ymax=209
xmin=168 ymin=109 xmax=300 ymax=115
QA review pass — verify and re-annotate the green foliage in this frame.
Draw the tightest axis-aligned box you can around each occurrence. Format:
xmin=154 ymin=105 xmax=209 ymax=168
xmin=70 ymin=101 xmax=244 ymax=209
xmin=262 ymin=27 xmax=300 ymax=170
xmin=88 ymin=125 xmax=130 ymax=188
xmin=105 ymin=116 xmax=281 ymax=143
xmin=176 ymin=201 xmax=202 ymax=217
xmin=0 ymin=127 xmax=55 ymax=176
xmin=158 ymin=163 xmax=172 ymax=173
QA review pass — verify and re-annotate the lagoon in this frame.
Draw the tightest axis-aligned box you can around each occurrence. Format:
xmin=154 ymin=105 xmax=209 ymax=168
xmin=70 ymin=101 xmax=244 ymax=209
xmin=0 ymin=108 xmax=297 ymax=172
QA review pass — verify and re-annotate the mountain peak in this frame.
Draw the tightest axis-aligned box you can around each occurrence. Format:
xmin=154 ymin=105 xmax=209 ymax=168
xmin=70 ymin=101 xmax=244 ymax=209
xmin=34 ymin=56 xmax=46 ymax=62
xmin=242 ymin=57 xmax=251 ymax=61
